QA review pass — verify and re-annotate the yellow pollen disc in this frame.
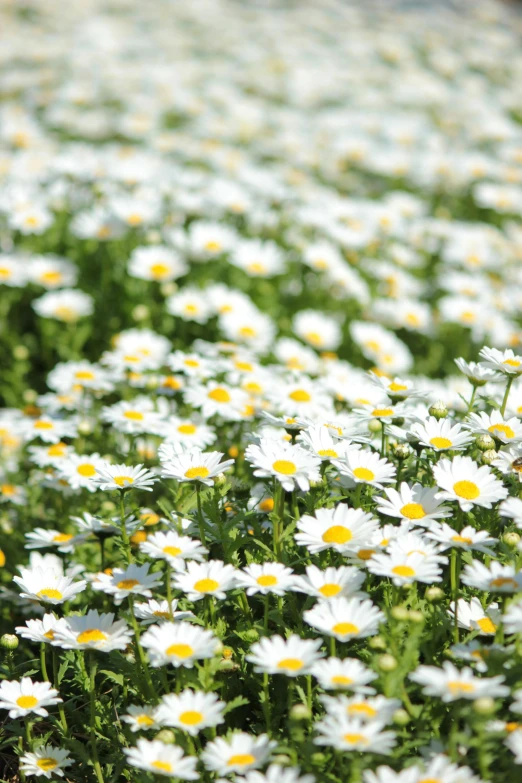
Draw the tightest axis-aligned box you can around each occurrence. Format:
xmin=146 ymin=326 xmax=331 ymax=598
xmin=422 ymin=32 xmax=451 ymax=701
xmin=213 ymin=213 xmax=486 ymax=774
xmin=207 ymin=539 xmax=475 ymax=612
xmin=372 ymin=408 xmax=393 ymax=417
xmin=317 ymin=448 xmax=338 ymax=458
xmin=239 ymin=326 xmax=256 ymax=338
xmin=305 ymin=331 xmax=323 ymax=346
xmin=34 ymin=420 xmax=53 ymax=429
xmin=36 ymin=758 xmax=57 ymax=771
xmin=43 ymin=630 xmax=55 ymax=640
xmin=259 ymin=498 xmax=274 ymax=512
xmin=77 ymin=629 xmax=108 ymax=644
xmin=153 ymin=611 xmax=170 ymax=619
xmin=343 ymin=733 xmax=368 ymax=745
xmin=392 ymin=565 xmax=415 ymax=577
xmin=388 ymin=382 xmax=407 ymax=392
xmin=137 ymin=714 xmax=154 ymax=726
xmin=1 ymin=484 xmax=15 ymax=495
xmin=322 ymin=525 xmax=352 ymax=544
xmin=477 ymin=617 xmax=497 ymax=634
xmin=453 ymin=480 xmax=480 ymax=500
xmin=151 ymin=761 xmax=172 ymax=773
xmin=257 ymin=575 xmax=278 ymax=586
xmin=166 ymin=643 xmax=194 ymax=658
xmin=244 ymin=381 xmax=262 ymax=394
xmin=77 ymin=463 xmax=96 ymax=477
xmin=204 ymin=240 xmax=222 ymax=252
xmin=184 ymin=466 xmax=210 ymax=479
xmin=491 ymin=577 xmax=517 ymax=589
xmin=74 ymin=370 xmax=95 ymax=380
xmin=163 ymin=546 xmax=182 ymax=557
xmin=452 ymin=535 xmax=472 ymax=545
xmin=47 ymin=443 xmax=67 ymax=456
xmin=208 ymin=387 xmax=231 ymax=403
xmin=142 ymin=513 xmax=160 ymax=526
xmin=37 ymin=588 xmax=63 ymax=601
xmin=247 ymin=262 xmax=266 ymax=274
xmin=430 ymin=437 xmax=452 ymax=449
xmin=272 ymin=459 xmax=297 ymax=475
xmin=357 ymin=549 xmax=375 ymax=561
xmin=506 ymin=722 xmax=521 ymax=733
xmin=400 ymin=503 xmax=425 ymax=519
xmin=227 ymin=754 xmax=256 ymax=767
xmin=332 ymin=622 xmax=359 ymax=636
xmin=277 ymin=657 xmax=304 ymax=671
xmin=178 ymin=423 xmax=196 ymax=434
xmin=116 ymin=579 xmax=139 ymax=590
xmin=289 ymin=389 xmax=311 ymax=402
xmin=179 ymin=710 xmax=204 ymax=725
xmin=55 ymin=306 xmax=76 ymax=321
xmin=488 ymin=423 xmax=515 ymax=439
xmin=150 ymin=263 xmax=170 ymax=279
xmin=114 ymin=475 xmax=134 ymax=487
xmin=131 ymin=531 xmax=147 ymax=544
xmin=503 ymin=359 xmax=521 ymax=367
xmin=331 ymin=675 xmax=353 ymax=685
xmin=123 ymin=410 xmax=144 ymax=421
xmin=419 ymin=779 xmax=441 ymax=783
xmin=17 ymin=695 xmax=38 ymax=709
xmin=41 ymin=271 xmax=62 ymax=285
xmin=348 ymin=703 xmax=377 ymax=718
xmin=448 ymin=681 xmax=475 ymax=694
xmin=52 ymin=533 xmax=73 ymax=543
xmin=353 ymin=467 xmax=375 ymax=482
xmin=319 ymin=583 xmax=342 ymax=597
xmin=194 ymin=578 xmax=219 ymax=593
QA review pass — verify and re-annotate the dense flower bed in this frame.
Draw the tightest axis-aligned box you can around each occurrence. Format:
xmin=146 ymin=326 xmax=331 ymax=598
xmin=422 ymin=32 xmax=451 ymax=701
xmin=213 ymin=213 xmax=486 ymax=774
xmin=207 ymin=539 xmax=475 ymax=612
xmin=2 ymin=0 xmax=522 ymax=781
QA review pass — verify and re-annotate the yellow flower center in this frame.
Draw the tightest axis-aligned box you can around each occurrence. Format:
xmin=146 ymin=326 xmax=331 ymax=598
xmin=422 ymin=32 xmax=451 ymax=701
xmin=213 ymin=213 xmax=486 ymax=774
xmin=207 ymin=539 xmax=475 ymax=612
xmin=142 ymin=513 xmax=160 ymax=526
xmin=247 ymin=262 xmax=266 ymax=275
xmin=332 ymin=622 xmax=359 ymax=636
xmin=392 ymin=565 xmax=415 ymax=577
xmin=178 ymin=423 xmax=196 ymax=435
xmin=47 ymin=443 xmax=67 ymax=456
xmin=151 ymin=761 xmax=172 ymax=773
xmin=289 ymin=389 xmax=311 ymax=402
xmin=123 ymin=410 xmax=144 ymax=421
xmin=257 ymin=575 xmax=278 ymax=587
xmin=77 ymin=629 xmax=108 ymax=644
xmin=74 ymin=370 xmax=95 ymax=381
xmin=43 ymin=630 xmax=55 ymax=640
xmin=318 ymin=583 xmax=342 ymax=597
xmin=137 ymin=714 xmax=155 ymax=726
xmin=322 ymin=525 xmax=352 ymax=544
xmin=331 ymin=675 xmax=353 ymax=686
xmin=227 ymin=754 xmax=256 ymax=767
xmin=17 ymin=695 xmax=38 ymax=709
xmin=400 ymin=503 xmax=425 ymax=520
xmin=55 ymin=306 xmax=77 ymax=321
xmin=357 ymin=549 xmax=375 ymax=561
xmin=1 ymin=484 xmax=15 ymax=495
xmin=272 ymin=460 xmax=296 ymax=475
xmin=388 ymin=382 xmax=407 ymax=392
xmin=259 ymin=498 xmax=274 ymax=512
xmin=477 ymin=617 xmax=497 ymax=634
xmin=41 ymin=271 xmax=62 ymax=285
xmin=34 ymin=420 xmax=53 ymax=430
xmin=208 ymin=387 xmax=231 ymax=403
xmin=116 ymin=579 xmax=139 ymax=590
xmin=37 ymin=588 xmax=63 ymax=601
xmin=452 ymin=535 xmax=472 ymax=544
xmin=36 ymin=758 xmax=58 ymax=771
xmin=317 ymin=448 xmax=338 ymax=458
xmin=239 ymin=326 xmax=256 ymax=338
xmin=453 ymin=480 xmax=480 ymax=500
xmin=348 ymin=703 xmax=377 ymax=718
xmin=277 ymin=658 xmax=304 ymax=671
xmin=163 ymin=546 xmax=182 ymax=557
xmin=77 ymin=463 xmax=96 ymax=477
xmin=491 ymin=577 xmax=518 ymax=589
xmin=371 ymin=408 xmax=393 ymax=417
xmin=194 ymin=578 xmax=219 ymax=593
xmin=352 ymin=467 xmax=375 ymax=482
xmin=184 ymin=466 xmax=210 ymax=480
xmin=179 ymin=710 xmax=204 ymax=726
xmin=448 ymin=681 xmax=475 ymax=694
xmin=113 ymin=475 xmax=134 ymax=487
xmin=166 ymin=643 xmax=194 ymax=658
xmin=52 ymin=533 xmax=74 ymax=543
xmin=503 ymin=359 xmax=521 ymax=367
xmin=150 ymin=263 xmax=170 ymax=279
xmin=153 ymin=611 xmax=171 ymax=619
xmin=430 ymin=437 xmax=452 ymax=449
xmin=204 ymin=240 xmax=222 ymax=252
xmin=343 ymin=733 xmax=368 ymax=745
xmin=488 ymin=423 xmax=515 ymax=439
xmin=305 ymin=331 xmax=323 ymax=346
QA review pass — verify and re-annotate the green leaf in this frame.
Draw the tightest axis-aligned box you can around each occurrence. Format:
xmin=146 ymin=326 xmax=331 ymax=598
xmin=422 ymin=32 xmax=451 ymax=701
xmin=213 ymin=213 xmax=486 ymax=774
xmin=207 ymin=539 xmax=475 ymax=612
xmin=223 ymin=695 xmax=249 ymax=715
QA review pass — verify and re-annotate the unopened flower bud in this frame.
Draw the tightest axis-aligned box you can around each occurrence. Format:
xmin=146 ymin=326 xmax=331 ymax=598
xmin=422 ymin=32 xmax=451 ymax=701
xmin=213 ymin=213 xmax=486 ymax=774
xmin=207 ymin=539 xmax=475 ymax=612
xmin=161 ymin=282 xmax=177 ymax=297
xmin=290 ymin=704 xmax=311 ymax=721
xmin=425 ymin=586 xmax=445 ymax=603
xmin=23 ymin=389 xmax=37 ymax=404
xmin=78 ymin=419 xmax=93 ymax=436
xmin=311 ymin=753 xmax=327 ymax=766
xmin=503 ymin=532 xmax=521 ymax=548
xmin=368 ymin=419 xmax=382 ymax=433
xmin=13 ymin=345 xmax=29 ymax=361
xmin=155 ymin=729 xmax=176 ymax=744
xmin=481 ymin=449 xmax=498 ymax=465
xmin=132 ymin=304 xmax=149 ymax=322
xmin=393 ymin=708 xmax=410 ymax=726
xmin=369 ymin=635 xmax=387 ymax=651
xmin=213 ymin=473 xmax=227 ymax=487
xmin=408 ymin=610 xmax=424 ymax=624
xmin=101 ymin=501 xmax=116 ymax=513
xmin=392 ymin=442 xmax=412 ymax=460
xmin=473 ymin=697 xmax=496 ymax=716
xmin=218 ymin=658 xmax=239 ymax=672
xmin=1 ymin=634 xmax=18 ymax=650
xmin=271 ymin=755 xmax=291 ymax=766
xmin=243 ymin=629 xmax=259 ymax=643
xmin=428 ymin=401 xmax=448 ymax=419
xmin=392 ymin=417 xmax=405 ymax=427
xmin=391 ymin=606 xmax=409 ymax=621
xmin=476 ymin=434 xmax=496 ymax=451
xmin=378 ymin=654 xmax=398 ymax=672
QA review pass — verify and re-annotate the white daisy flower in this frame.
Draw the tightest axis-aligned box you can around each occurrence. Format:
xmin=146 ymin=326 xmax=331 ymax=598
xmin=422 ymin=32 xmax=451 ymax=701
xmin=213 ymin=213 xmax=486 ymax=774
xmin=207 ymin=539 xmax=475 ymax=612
xmin=295 ymin=506 xmax=379 ymax=554
xmin=448 ymin=598 xmax=500 ymax=636
xmin=133 ymin=599 xmax=194 ymax=625
xmin=293 ymin=565 xmax=366 ymax=600
xmin=141 ymin=622 xmax=218 ymax=667
xmin=51 ymin=609 xmax=133 ymax=652
xmin=314 ymin=714 xmax=396 ymax=754
xmin=160 ymin=448 xmax=234 ymax=486
xmin=156 ymin=689 xmax=226 ymax=735
xmin=24 ymin=527 xmax=88 ymax=553
xmin=15 ymin=613 xmax=67 ymax=645
xmin=410 ymin=661 xmax=509 ymax=702
xmin=367 ymin=550 xmax=443 ymax=586
xmin=235 ymin=562 xmax=296 ymax=597
xmin=499 ymin=496 xmax=522 ymax=527
xmin=296 ymin=425 xmax=359 ymax=462
xmin=409 ymin=416 xmax=473 ymax=451
xmin=0 ymin=678 xmax=62 ymax=719
xmin=465 ymin=410 xmax=522 ymax=444
xmin=124 ymin=739 xmax=198 ymax=778
xmin=122 ymin=704 xmax=160 ymax=732
xmin=19 ymin=416 xmax=77 ymax=444
xmin=304 ymin=597 xmax=384 ymax=642
xmin=184 ymin=381 xmax=249 ymax=421
xmin=311 ymin=657 xmax=377 ymax=693
xmin=102 ymin=399 xmax=164 ymax=435
xmin=321 ymin=694 xmax=400 ymax=724
xmin=503 ymin=599 xmax=522 ymax=634
xmin=506 ymin=730 xmax=522 ymax=765
xmin=201 ymin=732 xmax=276 ymax=775
xmin=425 ymin=522 xmax=497 ymax=554
xmin=14 ymin=566 xmax=87 ymax=605
xmin=163 ymin=416 xmax=217 ymax=449
xmin=232 ymin=764 xmax=315 ymax=783
xmin=375 ymin=483 xmax=450 ymax=526
xmin=461 ymin=560 xmax=522 ymax=593
xmin=56 ymin=452 xmax=105 ymax=491
xmin=433 ymin=455 xmax=507 ymax=511
xmin=172 ymin=560 xmax=238 ymax=601
xmin=246 ymin=438 xmax=321 ymax=491
xmin=455 ymin=357 xmax=500 ymax=386
xmin=479 ymin=347 xmax=522 ymax=376
xmin=332 ymin=449 xmax=396 ymax=489
xmin=19 ymin=745 xmax=72 ymax=778
xmin=92 ymin=462 xmax=158 ymax=492
xmin=139 ymin=531 xmax=208 ymax=567
xmin=92 ymin=563 xmax=162 ymax=605
xmin=246 ymin=634 xmax=324 ymax=677
xmin=128 ymin=245 xmax=187 ymax=282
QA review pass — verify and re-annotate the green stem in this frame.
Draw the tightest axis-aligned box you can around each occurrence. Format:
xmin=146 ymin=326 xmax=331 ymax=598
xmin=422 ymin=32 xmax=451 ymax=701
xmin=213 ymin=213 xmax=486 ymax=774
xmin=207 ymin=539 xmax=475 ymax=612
xmin=330 ymin=636 xmax=336 ymax=657
xmin=88 ymin=653 xmax=105 ymax=783
xmin=264 ymin=594 xmax=270 ymax=635
xmin=273 ymin=483 xmax=284 ymax=561
xmin=166 ymin=562 xmax=173 ymax=620
xmin=99 ymin=536 xmax=106 ymax=571
xmin=263 ymin=672 xmax=271 ymax=732
xmin=501 ymin=375 xmax=515 ymax=418
xmin=354 ymin=482 xmax=362 ymax=508
xmin=196 ymin=483 xmax=206 ymax=546
xmin=467 ymin=385 xmax=477 ymax=413
xmin=450 ymin=548 xmax=461 ymax=644
xmin=119 ymin=491 xmax=132 ymax=563
xmin=40 ymin=643 xmax=49 ymax=681
xmin=128 ymin=597 xmax=157 ymax=703
xmin=52 ymin=647 xmax=69 ymax=737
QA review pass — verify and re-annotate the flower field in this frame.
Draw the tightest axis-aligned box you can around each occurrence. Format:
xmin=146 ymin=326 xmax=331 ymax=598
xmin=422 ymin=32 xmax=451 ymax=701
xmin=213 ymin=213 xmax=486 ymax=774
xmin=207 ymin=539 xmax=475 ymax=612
xmin=3 ymin=0 xmax=522 ymax=780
